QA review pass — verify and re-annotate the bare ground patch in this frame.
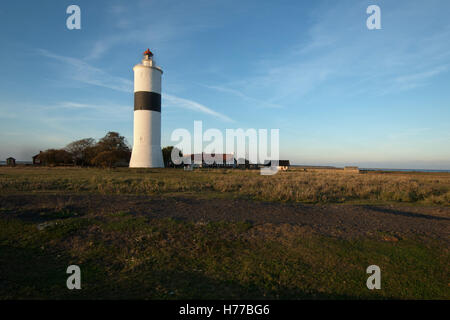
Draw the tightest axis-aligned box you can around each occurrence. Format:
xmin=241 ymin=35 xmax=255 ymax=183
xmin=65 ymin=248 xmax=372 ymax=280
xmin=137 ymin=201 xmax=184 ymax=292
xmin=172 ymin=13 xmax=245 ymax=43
xmin=1 ymin=193 xmax=448 ymax=242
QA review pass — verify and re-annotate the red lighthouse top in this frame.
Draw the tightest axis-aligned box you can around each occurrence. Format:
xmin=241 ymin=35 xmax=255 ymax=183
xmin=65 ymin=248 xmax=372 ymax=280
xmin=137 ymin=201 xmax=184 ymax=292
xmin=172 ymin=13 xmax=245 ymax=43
xmin=143 ymin=48 xmax=153 ymax=57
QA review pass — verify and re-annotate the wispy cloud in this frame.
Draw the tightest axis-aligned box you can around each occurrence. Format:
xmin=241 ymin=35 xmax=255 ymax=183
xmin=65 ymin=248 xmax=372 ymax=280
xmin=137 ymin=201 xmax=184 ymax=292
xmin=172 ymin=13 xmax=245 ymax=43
xmin=394 ymin=65 xmax=449 ymax=88
xmin=84 ymin=28 xmax=172 ymax=61
xmin=221 ymin=1 xmax=450 ymax=103
xmin=38 ymin=49 xmax=132 ymax=92
xmin=163 ymin=94 xmax=233 ymax=122
xmin=85 ymin=2 xmax=213 ymax=61
xmin=60 ymin=102 xmax=100 ymax=109
xmin=38 ymin=49 xmax=233 ymax=122
xmin=203 ymin=84 xmax=283 ymax=109
xmin=53 ymin=101 xmax=131 ymax=119
xmin=57 ymin=101 xmax=129 ymax=112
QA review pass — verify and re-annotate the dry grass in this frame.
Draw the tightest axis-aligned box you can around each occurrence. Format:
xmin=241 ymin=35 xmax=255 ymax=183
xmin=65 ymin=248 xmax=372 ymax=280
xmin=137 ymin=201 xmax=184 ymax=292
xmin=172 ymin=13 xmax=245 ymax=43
xmin=1 ymin=167 xmax=449 ymax=299
xmin=0 ymin=167 xmax=449 ymax=205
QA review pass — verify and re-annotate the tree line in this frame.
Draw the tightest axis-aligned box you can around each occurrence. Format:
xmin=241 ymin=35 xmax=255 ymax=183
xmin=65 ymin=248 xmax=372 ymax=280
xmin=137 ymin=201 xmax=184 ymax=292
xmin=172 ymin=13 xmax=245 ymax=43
xmin=37 ymin=132 xmax=181 ymax=168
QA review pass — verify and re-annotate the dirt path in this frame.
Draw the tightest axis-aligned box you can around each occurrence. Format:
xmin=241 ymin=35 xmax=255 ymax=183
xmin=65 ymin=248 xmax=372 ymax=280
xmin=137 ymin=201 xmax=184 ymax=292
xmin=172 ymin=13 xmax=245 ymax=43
xmin=1 ymin=194 xmax=449 ymax=241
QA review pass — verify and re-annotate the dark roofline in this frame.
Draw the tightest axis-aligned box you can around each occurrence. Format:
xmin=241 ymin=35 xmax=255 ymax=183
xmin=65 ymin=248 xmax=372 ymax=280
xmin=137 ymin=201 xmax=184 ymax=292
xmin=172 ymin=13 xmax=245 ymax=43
xmin=265 ymin=160 xmax=290 ymax=166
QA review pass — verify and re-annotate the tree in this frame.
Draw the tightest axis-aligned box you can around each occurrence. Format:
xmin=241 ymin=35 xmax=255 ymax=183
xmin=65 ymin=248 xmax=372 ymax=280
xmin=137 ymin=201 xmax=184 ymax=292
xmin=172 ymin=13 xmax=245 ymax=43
xmin=39 ymin=149 xmax=73 ymax=166
xmin=41 ymin=132 xmax=132 ymax=168
xmin=91 ymin=151 xmax=121 ymax=168
xmin=96 ymin=132 xmax=130 ymax=153
xmin=90 ymin=132 xmax=131 ymax=167
xmin=65 ymin=138 xmax=96 ymax=165
xmin=162 ymin=146 xmax=183 ymax=167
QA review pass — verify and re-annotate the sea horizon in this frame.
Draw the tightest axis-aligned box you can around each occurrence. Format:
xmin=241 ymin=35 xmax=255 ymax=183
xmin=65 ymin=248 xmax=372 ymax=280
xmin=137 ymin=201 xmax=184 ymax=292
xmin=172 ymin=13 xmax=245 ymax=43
xmin=1 ymin=160 xmax=449 ymax=173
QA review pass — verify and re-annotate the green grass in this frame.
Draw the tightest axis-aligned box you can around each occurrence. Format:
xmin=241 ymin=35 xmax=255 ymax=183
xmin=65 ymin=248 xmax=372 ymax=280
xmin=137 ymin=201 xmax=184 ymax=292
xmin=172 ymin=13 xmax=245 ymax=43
xmin=1 ymin=167 xmax=449 ymax=205
xmin=0 ymin=213 xmax=448 ymax=299
xmin=0 ymin=167 xmax=448 ymax=299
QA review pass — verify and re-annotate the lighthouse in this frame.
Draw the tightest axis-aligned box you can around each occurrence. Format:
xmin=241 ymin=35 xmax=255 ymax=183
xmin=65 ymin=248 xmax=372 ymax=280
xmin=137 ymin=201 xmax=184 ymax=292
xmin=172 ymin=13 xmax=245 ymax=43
xmin=129 ymin=49 xmax=164 ymax=168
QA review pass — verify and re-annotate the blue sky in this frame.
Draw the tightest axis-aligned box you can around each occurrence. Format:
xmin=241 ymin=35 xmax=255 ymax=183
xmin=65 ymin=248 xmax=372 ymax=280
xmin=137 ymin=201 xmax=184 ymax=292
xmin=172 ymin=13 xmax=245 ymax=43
xmin=0 ymin=0 xmax=449 ymax=169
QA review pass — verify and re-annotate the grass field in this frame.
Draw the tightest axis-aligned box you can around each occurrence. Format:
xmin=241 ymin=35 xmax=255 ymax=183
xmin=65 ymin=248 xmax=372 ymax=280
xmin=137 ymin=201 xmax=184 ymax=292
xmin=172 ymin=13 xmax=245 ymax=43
xmin=0 ymin=167 xmax=449 ymax=299
xmin=1 ymin=166 xmax=449 ymax=204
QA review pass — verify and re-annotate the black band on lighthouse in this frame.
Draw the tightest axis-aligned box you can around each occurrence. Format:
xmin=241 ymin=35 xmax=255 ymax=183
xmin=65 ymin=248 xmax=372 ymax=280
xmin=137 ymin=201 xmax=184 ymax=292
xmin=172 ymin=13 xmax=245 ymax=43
xmin=134 ymin=91 xmax=161 ymax=112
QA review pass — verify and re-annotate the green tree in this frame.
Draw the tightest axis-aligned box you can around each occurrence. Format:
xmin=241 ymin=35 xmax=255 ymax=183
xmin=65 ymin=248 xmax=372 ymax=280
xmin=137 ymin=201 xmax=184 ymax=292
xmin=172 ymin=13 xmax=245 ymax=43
xmin=96 ymin=132 xmax=130 ymax=153
xmin=162 ymin=146 xmax=183 ymax=167
xmin=39 ymin=149 xmax=73 ymax=166
xmin=65 ymin=138 xmax=96 ymax=165
xmin=90 ymin=132 xmax=131 ymax=167
xmin=91 ymin=151 xmax=121 ymax=168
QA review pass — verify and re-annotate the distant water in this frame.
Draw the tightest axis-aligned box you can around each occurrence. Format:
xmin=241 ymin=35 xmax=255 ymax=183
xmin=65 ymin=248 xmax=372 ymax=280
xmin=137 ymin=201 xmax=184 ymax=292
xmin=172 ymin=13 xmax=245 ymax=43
xmin=292 ymin=164 xmax=450 ymax=172
xmin=0 ymin=161 xmax=448 ymax=172
xmin=362 ymin=168 xmax=450 ymax=173
xmin=0 ymin=161 xmax=32 ymax=165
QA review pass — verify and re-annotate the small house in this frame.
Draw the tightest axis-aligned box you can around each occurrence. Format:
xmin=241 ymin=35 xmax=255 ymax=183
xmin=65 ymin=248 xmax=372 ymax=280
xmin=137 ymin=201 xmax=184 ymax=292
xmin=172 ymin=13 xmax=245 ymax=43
xmin=6 ymin=157 xmax=16 ymax=167
xmin=278 ymin=160 xmax=290 ymax=171
xmin=32 ymin=151 xmax=42 ymax=165
xmin=266 ymin=160 xmax=290 ymax=171
xmin=183 ymin=153 xmax=236 ymax=168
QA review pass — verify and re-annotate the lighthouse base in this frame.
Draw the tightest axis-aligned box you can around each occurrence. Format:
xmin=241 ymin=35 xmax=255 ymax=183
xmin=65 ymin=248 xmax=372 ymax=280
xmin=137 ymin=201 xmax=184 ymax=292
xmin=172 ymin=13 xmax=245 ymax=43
xmin=129 ymin=110 xmax=164 ymax=168
xmin=130 ymin=145 xmax=164 ymax=168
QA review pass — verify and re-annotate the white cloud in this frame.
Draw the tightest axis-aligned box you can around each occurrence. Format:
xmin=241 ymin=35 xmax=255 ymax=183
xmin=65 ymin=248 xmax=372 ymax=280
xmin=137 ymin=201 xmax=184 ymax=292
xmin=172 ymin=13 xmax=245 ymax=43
xmin=38 ymin=49 xmax=233 ymax=122
xmin=60 ymin=102 xmax=94 ymax=109
xmin=394 ymin=65 xmax=449 ymax=86
xmin=37 ymin=49 xmax=133 ymax=92
xmin=163 ymin=94 xmax=233 ymax=122
xmin=203 ymin=84 xmax=283 ymax=109
xmin=222 ymin=1 xmax=450 ymax=102
xmin=85 ymin=3 xmax=212 ymax=61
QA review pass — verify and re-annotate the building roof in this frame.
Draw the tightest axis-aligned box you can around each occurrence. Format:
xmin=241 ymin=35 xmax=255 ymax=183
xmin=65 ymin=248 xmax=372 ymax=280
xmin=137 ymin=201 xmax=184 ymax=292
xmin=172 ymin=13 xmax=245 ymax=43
xmin=184 ymin=153 xmax=235 ymax=163
xmin=265 ymin=160 xmax=290 ymax=166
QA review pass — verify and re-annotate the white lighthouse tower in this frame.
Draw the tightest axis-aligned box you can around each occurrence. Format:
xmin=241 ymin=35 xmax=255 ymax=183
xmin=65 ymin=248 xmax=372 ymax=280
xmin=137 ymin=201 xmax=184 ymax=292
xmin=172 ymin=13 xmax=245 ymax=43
xmin=130 ymin=49 xmax=164 ymax=168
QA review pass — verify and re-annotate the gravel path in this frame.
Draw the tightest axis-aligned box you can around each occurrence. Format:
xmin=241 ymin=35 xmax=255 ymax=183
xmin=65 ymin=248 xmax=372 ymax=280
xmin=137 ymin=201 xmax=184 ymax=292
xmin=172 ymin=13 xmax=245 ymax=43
xmin=1 ymin=194 xmax=449 ymax=241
